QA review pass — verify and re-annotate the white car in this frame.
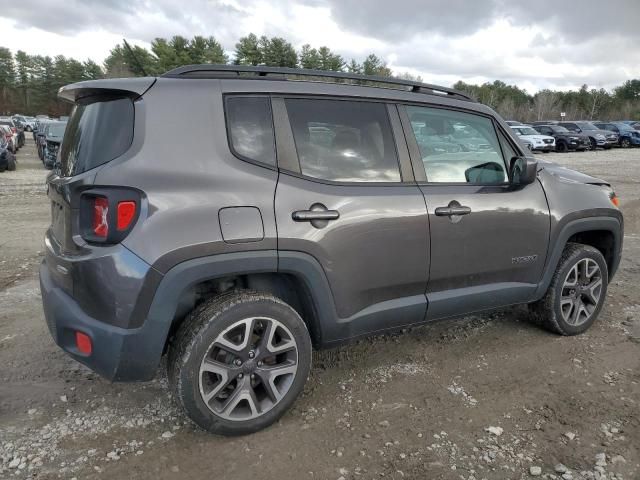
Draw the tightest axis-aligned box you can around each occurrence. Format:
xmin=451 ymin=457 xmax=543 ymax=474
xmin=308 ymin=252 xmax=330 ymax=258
xmin=510 ymin=125 xmax=555 ymax=152
xmin=13 ymin=115 xmax=35 ymax=131
xmin=519 ymin=136 xmax=534 ymax=152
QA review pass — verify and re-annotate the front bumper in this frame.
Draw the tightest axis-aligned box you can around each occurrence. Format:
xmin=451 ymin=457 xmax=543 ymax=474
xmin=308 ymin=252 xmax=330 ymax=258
xmin=40 ymin=260 xmax=165 ymax=382
xmin=533 ymin=144 xmax=554 ymax=152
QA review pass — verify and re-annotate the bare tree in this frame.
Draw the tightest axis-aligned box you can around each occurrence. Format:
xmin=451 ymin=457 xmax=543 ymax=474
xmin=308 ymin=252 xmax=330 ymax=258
xmin=533 ymin=90 xmax=559 ymax=121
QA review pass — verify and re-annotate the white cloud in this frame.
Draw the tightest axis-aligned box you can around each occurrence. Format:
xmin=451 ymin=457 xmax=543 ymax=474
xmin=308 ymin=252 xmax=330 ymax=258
xmin=1 ymin=0 xmax=638 ymax=92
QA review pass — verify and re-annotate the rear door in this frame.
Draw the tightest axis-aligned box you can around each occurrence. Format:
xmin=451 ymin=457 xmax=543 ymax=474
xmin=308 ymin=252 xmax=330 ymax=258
xmin=399 ymin=104 xmax=550 ymax=320
xmin=273 ymin=97 xmax=429 ymax=342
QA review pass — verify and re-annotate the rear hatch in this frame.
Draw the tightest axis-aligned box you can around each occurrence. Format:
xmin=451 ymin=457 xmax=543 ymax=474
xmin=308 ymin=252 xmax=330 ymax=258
xmin=46 ymin=78 xmax=154 ymax=256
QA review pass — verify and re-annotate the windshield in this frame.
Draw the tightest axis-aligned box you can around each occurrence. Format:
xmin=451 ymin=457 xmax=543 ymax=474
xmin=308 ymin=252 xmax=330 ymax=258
xmin=613 ymin=123 xmax=634 ymax=132
xmin=48 ymin=123 xmax=67 ymax=138
xmin=578 ymin=123 xmax=599 ymax=131
xmin=516 ymin=127 xmax=539 ymax=135
xmin=552 ymin=126 xmax=570 ymax=133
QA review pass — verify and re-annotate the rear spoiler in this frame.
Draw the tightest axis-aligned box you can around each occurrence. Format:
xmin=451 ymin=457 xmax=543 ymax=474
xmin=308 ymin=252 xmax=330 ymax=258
xmin=58 ymin=77 xmax=157 ymax=103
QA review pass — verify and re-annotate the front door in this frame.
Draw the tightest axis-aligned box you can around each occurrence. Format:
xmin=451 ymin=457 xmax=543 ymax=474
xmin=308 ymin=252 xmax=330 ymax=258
xmin=274 ymin=97 xmax=430 ymax=342
xmin=400 ymin=105 xmax=550 ymax=320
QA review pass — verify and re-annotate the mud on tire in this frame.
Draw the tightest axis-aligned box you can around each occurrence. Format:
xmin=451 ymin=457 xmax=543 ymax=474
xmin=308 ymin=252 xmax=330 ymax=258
xmin=168 ymin=290 xmax=312 ymax=436
xmin=530 ymin=242 xmax=608 ymax=335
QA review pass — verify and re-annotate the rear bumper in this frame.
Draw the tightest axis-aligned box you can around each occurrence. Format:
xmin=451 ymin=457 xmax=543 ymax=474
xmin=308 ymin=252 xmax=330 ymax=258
xmin=40 ymin=260 xmax=164 ymax=381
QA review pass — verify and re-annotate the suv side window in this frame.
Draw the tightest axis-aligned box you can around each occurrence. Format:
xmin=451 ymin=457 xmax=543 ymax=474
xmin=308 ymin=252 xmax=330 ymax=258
xmin=225 ymin=96 xmax=276 ymax=167
xmin=406 ymin=105 xmax=508 ymax=184
xmin=284 ymin=98 xmax=401 ymax=183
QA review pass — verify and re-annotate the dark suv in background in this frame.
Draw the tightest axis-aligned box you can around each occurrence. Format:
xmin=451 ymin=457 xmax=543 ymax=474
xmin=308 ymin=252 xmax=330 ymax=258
xmin=532 ymin=124 xmax=590 ymax=152
xmin=42 ymin=121 xmax=67 ymax=169
xmin=40 ymin=66 xmax=623 ymax=436
xmin=558 ymin=121 xmax=618 ymax=149
xmin=593 ymin=122 xmax=640 ymax=148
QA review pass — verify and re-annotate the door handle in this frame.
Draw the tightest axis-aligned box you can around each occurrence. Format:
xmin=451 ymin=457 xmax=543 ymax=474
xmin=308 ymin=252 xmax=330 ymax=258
xmin=292 ymin=210 xmax=340 ymax=221
xmin=434 ymin=206 xmax=471 ymax=216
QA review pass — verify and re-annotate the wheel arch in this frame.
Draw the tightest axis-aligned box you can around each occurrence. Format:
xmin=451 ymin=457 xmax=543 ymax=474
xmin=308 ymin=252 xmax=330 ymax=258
xmin=140 ymin=250 xmax=336 ymax=375
xmin=534 ymin=216 xmax=622 ymax=300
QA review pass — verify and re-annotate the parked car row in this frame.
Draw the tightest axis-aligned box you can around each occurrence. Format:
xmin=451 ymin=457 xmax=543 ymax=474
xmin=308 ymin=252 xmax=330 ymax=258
xmin=0 ymin=132 xmax=17 ymax=172
xmin=506 ymin=119 xmax=640 ymax=152
xmin=0 ymin=116 xmax=25 ymax=154
xmin=33 ymin=119 xmax=67 ymax=169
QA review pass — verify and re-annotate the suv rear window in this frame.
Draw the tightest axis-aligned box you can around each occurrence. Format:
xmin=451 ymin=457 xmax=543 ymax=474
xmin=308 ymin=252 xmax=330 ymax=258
xmin=59 ymin=96 xmax=134 ymax=177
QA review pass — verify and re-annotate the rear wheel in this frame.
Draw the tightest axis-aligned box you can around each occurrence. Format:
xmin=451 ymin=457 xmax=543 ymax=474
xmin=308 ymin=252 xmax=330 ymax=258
xmin=7 ymin=156 xmax=16 ymax=171
xmin=530 ymin=243 xmax=608 ymax=335
xmin=168 ymin=290 xmax=312 ymax=435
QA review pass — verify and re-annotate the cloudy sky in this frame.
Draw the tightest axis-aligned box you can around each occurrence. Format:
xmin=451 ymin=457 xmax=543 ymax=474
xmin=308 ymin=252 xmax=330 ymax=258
xmin=2 ymin=0 xmax=639 ymax=92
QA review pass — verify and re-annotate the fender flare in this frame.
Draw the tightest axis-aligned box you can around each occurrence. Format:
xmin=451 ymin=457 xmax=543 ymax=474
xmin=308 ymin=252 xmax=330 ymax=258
xmin=135 ymin=250 xmax=338 ymax=378
xmin=534 ymin=215 xmax=622 ymax=299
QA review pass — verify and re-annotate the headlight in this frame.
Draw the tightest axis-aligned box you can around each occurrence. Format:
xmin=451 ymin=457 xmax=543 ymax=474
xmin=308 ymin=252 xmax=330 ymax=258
xmin=596 ymin=134 xmax=605 ymax=139
xmin=569 ymin=136 xmax=578 ymax=140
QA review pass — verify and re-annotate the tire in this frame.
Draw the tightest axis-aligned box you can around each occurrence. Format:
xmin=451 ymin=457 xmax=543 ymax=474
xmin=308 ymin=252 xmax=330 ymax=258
xmin=589 ymin=137 xmax=597 ymax=150
xmin=556 ymin=141 xmax=568 ymax=153
xmin=620 ymin=138 xmax=631 ymax=148
xmin=530 ymin=243 xmax=608 ymax=336
xmin=7 ymin=156 xmax=16 ymax=171
xmin=168 ymin=290 xmax=312 ymax=436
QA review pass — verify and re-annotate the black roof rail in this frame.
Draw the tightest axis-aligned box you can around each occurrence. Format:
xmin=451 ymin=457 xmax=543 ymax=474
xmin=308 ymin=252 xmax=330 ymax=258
xmin=161 ymin=64 xmax=475 ymax=102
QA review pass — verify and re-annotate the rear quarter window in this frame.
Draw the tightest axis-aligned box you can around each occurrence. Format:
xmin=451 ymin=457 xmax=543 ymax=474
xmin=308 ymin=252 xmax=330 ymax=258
xmin=59 ymin=96 xmax=134 ymax=177
xmin=225 ymin=96 xmax=276 ymax=167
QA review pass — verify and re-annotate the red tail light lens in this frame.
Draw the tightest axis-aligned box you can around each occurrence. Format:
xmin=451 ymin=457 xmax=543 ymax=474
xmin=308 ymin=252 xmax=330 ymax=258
xmin=75 ymin=331 xmax=92 ymax=355
xmin=117 ymin=201 xmax=136 ymax=231
xmin=93 ymin=197 xmax=109 ymax=237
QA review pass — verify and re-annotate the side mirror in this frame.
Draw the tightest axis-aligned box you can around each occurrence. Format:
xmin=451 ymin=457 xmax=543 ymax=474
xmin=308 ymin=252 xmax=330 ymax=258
xmin=510 ymin=157 xmax=537 ymax=185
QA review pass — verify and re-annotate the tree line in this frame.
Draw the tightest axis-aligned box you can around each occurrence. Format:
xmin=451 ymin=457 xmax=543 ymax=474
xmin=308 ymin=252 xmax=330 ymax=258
xmin=0 ymin=34 xmax=638 ymax=121
xmin=454 ymin=79 xmax=640 ymax=122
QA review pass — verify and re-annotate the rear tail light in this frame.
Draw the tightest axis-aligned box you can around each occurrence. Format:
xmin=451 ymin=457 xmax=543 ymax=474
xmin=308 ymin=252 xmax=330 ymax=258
xmin=117 ymin=201 xmax=136 ymax=231
xmin=75 ymin=331 xmax=92 ymax=355
xmin=93 ymin=196 xmax=109 ymax=237
xmin=80 ymin=189 xmax=141 ymax=244
xmin=10 ymin=127 xmax=16 ymax=133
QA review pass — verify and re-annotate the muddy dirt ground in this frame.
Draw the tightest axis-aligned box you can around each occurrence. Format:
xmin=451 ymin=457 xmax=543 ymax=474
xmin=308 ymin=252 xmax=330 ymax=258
xmin=1 ymin=138 xmax=638 ymax=480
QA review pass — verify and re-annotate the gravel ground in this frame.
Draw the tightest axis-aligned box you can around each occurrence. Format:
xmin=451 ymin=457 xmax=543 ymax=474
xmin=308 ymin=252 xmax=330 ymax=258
xmin=0 ymin=139 xmax=639 ymax=480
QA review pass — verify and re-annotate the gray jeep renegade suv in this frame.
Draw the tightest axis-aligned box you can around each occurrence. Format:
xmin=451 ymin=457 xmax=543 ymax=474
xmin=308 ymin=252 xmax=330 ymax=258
xmin=40 ymin=65 xmax=623 ymax=435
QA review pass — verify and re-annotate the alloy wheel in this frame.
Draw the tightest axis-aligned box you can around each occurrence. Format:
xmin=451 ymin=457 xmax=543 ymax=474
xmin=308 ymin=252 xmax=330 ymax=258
xmin=560 ymin=258 xmax=603 ymax=326
xmin=198 ymin=316 xmax=298 ymax=421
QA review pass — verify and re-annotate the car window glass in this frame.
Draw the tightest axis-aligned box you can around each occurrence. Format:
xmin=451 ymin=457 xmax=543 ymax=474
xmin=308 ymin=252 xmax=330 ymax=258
xmin=285 ymin=98 xmax=400 ymax=182
xmin=406 ymin=106 xmax=507 ymax=184
xmin=59 ymin=96 xmax=134 ymax=177
xmin=226 ymin=96 xmax=276 ymax=167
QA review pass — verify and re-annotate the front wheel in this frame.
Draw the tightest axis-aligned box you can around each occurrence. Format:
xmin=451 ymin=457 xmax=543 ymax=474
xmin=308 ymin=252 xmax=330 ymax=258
xmin=620 ymin=138 xmax=631 ymax=148
xmin=168 ymin=291 xmax=312 ymax=436
xmin=530 ymin=243 xmax=608 ymax=335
